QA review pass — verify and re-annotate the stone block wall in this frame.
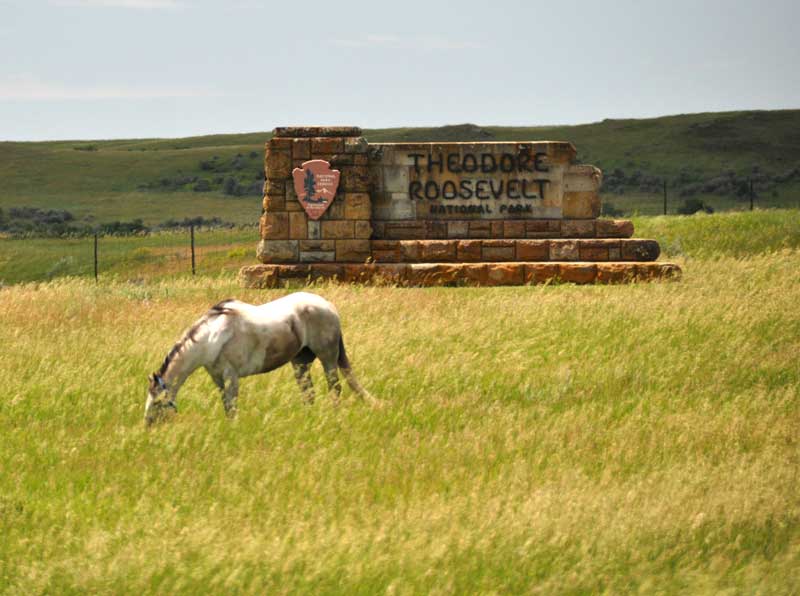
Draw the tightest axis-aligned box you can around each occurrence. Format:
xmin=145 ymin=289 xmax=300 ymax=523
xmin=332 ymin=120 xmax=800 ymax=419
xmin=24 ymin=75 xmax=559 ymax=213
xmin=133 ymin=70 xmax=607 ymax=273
xmin=256 ymin=127 xmax=662 ymax=264
xmin=258 ymin=127 xmax=372 ymax=264
xmin=258 ymin=130 xmax=621 ymax=264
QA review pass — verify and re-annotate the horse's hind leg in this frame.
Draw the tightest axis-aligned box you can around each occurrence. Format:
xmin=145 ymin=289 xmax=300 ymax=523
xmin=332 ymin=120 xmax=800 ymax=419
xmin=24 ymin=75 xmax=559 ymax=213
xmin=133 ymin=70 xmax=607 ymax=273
xmin=291 ymin=348 xmax=316 ymax=405
xmin=313 ymin=341 xmax=342 ymax=406
xmin=323 ymin=360 xmax=342 ymax=406
xmin=319 ymin=354 xmax=342 ymax=405
xmin=292 ymin=362 xmax=315 ymax=405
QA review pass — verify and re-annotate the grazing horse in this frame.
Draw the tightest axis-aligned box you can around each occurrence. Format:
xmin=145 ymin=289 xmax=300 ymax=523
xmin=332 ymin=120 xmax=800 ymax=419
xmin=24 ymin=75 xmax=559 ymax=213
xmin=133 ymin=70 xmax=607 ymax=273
xmin=145 ymin=292 xmax=378 ymax=425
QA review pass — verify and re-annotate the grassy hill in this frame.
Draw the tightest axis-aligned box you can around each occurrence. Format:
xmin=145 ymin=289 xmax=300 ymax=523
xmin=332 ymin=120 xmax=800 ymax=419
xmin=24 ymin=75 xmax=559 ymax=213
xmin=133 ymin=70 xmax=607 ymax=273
xmin=1 ymin=110 xmax=798 ymax=227
xmin=370 ymin=110 xmax=800 ymax=173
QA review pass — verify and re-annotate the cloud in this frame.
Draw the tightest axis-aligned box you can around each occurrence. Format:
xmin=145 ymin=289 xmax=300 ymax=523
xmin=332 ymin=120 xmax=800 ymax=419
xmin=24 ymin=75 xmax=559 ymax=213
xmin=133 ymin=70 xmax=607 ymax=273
xmin=332 ymin=34 xmax=483 ymax=51
xmin=0 ymin=75 xmax=218 ymax=100
xmin=50 ymin=0 xmax=184 ymax=8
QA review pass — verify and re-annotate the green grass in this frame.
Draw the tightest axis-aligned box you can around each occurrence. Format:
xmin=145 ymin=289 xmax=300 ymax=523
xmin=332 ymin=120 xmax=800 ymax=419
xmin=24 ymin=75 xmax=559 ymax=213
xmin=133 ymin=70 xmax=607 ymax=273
xmin=0 ymin=212 xmax=799 ymax=592
xmin=1 ymin=209 xmax=798 ymax=286
xmin=1 ymin=110 xmax=799 ymax=226
xmin=634 ymin=209 xmax=800 ymax=258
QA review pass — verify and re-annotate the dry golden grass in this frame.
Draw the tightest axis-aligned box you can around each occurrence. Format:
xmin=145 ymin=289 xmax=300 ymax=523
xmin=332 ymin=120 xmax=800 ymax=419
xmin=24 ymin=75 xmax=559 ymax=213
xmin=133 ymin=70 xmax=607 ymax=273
xmin=1 ymin=250 xmax=799 ymax=593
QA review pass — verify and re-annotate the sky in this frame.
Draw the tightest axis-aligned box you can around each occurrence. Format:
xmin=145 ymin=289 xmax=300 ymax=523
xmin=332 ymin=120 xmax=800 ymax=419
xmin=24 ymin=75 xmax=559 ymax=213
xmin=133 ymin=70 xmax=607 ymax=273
xmin=0 ymin=0 xmax=798 ymax=140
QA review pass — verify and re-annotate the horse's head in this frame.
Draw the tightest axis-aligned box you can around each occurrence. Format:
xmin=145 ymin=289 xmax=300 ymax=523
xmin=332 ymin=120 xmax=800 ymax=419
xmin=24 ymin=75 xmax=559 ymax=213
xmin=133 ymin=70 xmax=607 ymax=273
xmin=144 ymin=373 xmax=177 ymax=426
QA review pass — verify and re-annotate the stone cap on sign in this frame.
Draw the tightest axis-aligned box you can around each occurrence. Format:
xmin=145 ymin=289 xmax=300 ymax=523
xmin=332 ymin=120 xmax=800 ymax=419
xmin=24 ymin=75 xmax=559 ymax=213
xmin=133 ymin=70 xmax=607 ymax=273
xmin=273 ymin=126 xmax=362 ymax=138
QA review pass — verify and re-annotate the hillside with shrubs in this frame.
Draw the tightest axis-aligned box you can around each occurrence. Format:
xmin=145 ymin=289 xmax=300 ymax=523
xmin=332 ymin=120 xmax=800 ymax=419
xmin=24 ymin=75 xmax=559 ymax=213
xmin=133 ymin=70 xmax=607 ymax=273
xmin=0 ymin=109 xmax=797 ymax=233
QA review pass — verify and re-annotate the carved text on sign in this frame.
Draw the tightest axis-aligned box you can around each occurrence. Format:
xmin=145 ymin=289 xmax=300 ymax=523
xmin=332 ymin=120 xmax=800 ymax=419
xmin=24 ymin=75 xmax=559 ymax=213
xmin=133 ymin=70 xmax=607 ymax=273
xmin=407 ymin=151 xmax=551 ymax=204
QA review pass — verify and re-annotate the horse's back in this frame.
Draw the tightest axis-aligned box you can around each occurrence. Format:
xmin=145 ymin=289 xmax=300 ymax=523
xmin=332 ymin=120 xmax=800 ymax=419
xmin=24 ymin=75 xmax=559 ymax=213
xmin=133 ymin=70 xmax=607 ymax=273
xmin=226 ymin=293 xmax=340 ymax=339
xmin=264 ymin=292 xmax=338 ymax=315
xmin=251 ymin=292 xmax=338 ymax=322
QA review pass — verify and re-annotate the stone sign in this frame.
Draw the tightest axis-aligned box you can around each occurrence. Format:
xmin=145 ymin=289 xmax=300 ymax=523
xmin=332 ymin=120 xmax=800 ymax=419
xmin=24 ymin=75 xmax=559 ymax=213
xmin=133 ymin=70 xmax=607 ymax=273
xmin=370 ymin=142 xmax=600 ymax=222
xmin=239 ymin=126 xmax=680 ymax=288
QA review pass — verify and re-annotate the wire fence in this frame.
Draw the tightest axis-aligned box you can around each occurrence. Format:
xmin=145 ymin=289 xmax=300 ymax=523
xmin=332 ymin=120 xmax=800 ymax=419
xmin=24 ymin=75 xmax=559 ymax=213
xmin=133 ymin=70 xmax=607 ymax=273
xmin=0 ymin=225 xmax=258 ymax=285
xmin=1 ymin=186 xmax=797 ymax=286
xmin=602 ymin=178 xmax=798 ymax=217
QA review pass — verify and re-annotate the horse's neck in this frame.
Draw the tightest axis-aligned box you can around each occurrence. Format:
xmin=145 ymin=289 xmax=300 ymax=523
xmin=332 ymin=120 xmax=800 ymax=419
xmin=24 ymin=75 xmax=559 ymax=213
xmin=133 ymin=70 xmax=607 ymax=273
xmin=162 ymin=337 xmax=204 ymax=392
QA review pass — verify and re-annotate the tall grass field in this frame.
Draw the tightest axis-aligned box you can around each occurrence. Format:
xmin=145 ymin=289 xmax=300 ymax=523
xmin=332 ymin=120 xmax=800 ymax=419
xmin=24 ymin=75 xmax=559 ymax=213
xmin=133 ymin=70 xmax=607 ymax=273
xmin=1 ymin=211 xmax=799 ymax=593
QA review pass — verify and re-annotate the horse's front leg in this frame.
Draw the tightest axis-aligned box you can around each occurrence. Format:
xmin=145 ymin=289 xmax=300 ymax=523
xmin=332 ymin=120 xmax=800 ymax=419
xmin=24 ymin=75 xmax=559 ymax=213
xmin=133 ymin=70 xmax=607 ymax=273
xmin=223 ymin=373 xmax=239 ymax=418
xmin=211 ymin=363 xmax=239 ymax=418
xmin=206 ymin=367 xmax=232 ymax=416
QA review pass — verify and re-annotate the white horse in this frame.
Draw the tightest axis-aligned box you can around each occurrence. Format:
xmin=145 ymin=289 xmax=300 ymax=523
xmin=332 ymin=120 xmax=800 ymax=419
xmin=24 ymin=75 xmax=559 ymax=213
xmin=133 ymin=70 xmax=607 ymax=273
xmin=145 ymin=292 xmax=378 ymax=425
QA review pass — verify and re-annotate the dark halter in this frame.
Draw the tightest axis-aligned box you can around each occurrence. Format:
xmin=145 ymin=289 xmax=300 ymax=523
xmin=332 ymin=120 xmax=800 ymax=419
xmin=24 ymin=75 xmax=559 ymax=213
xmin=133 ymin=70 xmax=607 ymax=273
xmin=154 ymin=375 xmax=177 ymax=411
xmin=154 ymin=374 xmax=168 ymax=391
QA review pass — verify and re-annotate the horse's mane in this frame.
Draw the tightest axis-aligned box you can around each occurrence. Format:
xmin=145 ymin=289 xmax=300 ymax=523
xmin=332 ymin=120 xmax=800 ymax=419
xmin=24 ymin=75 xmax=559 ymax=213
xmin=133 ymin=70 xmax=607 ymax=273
xmin=158 ymin=299 xmax=237 ymax=376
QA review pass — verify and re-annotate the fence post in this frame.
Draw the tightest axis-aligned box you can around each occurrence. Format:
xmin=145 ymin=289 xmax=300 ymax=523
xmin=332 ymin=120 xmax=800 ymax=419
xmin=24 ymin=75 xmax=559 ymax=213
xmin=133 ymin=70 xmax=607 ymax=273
xmin=190 ymin=224 xmax=196 ymax=275
xmin=749 ymin=179 xmax=754 ymax=211
xmin=93 ymin=233 xmax=98 ymax=283
xmin=663 ymin=180 xmax=667 ymax=215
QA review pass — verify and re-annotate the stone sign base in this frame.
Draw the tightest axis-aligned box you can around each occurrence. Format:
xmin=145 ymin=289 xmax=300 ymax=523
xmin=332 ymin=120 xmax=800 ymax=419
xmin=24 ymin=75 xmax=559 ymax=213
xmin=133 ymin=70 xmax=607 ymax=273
xmin=370 ymin=238 xmax=659 ymax=263
xmin=239 ymin=261 xmax=681 ymax=288
xmin=373 ymin=218 xmax=635 ymax=240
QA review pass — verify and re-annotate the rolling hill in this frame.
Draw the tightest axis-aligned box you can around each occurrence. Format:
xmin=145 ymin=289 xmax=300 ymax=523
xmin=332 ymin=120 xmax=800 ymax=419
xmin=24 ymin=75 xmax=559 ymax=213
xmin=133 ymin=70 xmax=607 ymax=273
xmin=0 ymin=109 xmax=798 ymax=228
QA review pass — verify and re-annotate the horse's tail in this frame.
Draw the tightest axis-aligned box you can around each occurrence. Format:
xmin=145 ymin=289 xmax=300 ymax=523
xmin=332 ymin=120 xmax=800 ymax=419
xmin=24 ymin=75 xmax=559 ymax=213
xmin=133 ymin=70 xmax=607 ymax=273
xmin=338 ymin=336 xmax=382 ymax=407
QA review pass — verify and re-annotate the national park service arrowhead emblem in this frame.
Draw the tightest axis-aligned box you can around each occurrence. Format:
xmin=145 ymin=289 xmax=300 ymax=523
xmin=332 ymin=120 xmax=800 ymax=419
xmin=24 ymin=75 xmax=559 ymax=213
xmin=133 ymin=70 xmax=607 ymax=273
xmin=292 ymin=160 xmax=340 ymax=220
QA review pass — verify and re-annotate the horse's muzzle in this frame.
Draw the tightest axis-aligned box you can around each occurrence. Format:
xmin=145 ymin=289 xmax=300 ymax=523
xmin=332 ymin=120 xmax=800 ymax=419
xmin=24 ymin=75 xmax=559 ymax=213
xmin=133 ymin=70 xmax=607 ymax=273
xmin=145 ymin=401 xmax=178 ymax=427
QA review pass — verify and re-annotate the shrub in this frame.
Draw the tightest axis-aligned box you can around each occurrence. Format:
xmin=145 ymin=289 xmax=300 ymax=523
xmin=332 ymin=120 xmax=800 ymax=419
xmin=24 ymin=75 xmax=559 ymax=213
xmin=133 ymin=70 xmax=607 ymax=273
xmin=158 ymin=216 xmax=234 ymax=230
xmin=222 ymin=177 xmax=239 ymax=196
xmin=0 ymin=207 xmax=153 ymax=237
xmin=677 ymin=198 xmax=714 ymax=215
xmin=193 ymin=179 xmax=211 ymax=192
xmin=97 ymin=219 xmax=149 ymax=235
xmin=601 ymin=202 xmax=624 ymax=217
xmin=679 ymin=184 xmax=701 ymax=197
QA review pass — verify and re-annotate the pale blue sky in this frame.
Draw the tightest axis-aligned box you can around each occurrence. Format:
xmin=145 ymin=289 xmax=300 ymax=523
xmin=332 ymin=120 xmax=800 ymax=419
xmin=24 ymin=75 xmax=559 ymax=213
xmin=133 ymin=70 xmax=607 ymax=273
xmin=1 ymin=0 xmax=797 ymax=140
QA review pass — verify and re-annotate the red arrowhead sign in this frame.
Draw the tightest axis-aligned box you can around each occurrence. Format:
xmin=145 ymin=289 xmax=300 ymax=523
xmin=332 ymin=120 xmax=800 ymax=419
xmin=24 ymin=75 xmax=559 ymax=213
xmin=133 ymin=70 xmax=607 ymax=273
xmin=292 ymin=160 xmax=341 ymax=220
